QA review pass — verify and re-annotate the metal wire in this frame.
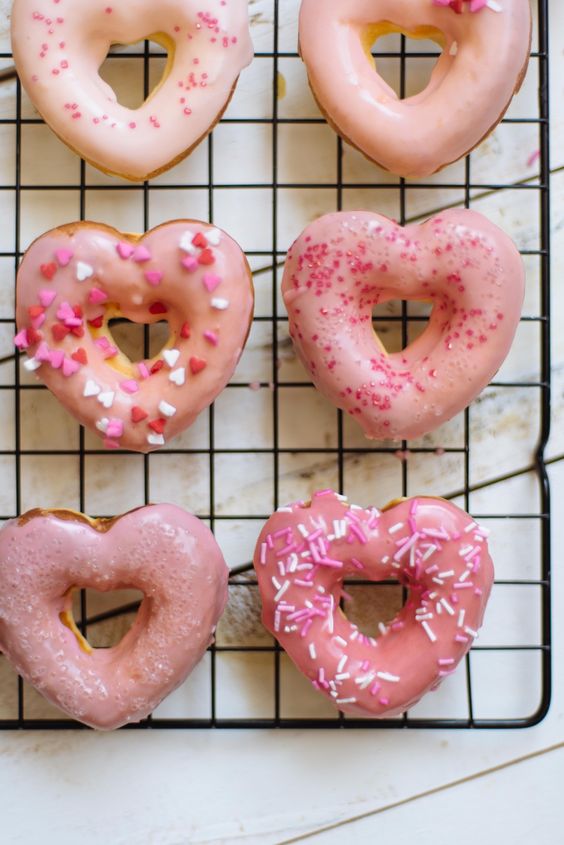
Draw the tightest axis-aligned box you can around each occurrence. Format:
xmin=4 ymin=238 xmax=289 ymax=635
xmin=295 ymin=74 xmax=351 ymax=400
xmin=0 ymin=0 xmax=551 ymax=730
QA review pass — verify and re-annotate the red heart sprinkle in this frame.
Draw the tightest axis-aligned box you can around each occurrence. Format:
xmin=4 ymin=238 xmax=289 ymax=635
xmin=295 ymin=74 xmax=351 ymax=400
xmin=192 ymin=232 xmax=208 ymax=249
xmin=73 ymin=304 xmax=83 ymax=318
xmin=180 ymin=322 xmax=191 ymax=339
xmin=148 ymin=418 xmax=167 ymax=435
xmin=71 ymin=326 xmax=85 ymax=338
xmin=40 ymin=262 xmax=57 ymax=280
xmin=150 ymin=360 xmax=164 ymax=375
xmin=198 ymin=249 xmax=215 ymax=266
xmin=190 ymin=356 xmax=207 ymax=375
xmin=88 ymin=315 xmax=104 ymax=329
xmin=131 ymin=406 xmax=149 ymax=423
xmin=26 ymin=327 xmax=43 ymax=345
xmin=28 ymin=305 xmax=45 ymax=319
xmin=149 ymin=302 xmax=168 ymax=315
xmin=71 ymin=348 xmax=88 ymax=365
xmin=52 ymin=324 xmax=70 ymax=342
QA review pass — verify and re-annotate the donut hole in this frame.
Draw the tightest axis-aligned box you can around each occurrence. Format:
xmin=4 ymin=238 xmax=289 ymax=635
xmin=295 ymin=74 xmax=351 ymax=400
xmin=60 ymin=588 xmax=145 ymax=651
xmin=342 ymin=580 xmax=405 ymax=638
xmin=365 ymin=26 xmax=444 ymax=100
xmin=373 ymin=300 xmax=434 ymax=354
xmin=98 ymin=38 xmax=173 ymax=110
xmin=107 ymin=316 xmax=171 ymax=363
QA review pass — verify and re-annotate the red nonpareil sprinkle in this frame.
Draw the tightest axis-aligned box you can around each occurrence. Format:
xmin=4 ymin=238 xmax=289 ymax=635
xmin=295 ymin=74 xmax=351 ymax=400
xmin=71 ymin=348 xmax=88 ymax=365
xmin=180 ymin=322 xmax=191 ymax=339
xmin=150 ymin=360 xmax=164 ymax=375
xmin=88 ymin=315 xmax=104 ymax=329
xmin=192 ymin=232 xmax=208 ymax=249
xmin=190 ymin=356 xmax=207 ymax=375
xmin=131 ymin=406 xmax=149 ymax=423
xmin=148 ymin=418 xmax=167 ymax=435
xmin=51 ymin=324 xmax=70 ymax=342
xmin=149 ymin=301 xmax=168 ymax=315
xmin=198 ymin=249 xmax=215 ymax=266
xmin=40 ymin=262 xmax=57 ymax=280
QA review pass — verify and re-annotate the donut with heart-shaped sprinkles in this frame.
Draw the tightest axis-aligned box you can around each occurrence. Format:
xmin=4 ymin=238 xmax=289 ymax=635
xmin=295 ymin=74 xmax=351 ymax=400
xmin=254 ymin=490 xmax=494 ymax=717
xmin=16 ymin=220 xmax=254 ymax=452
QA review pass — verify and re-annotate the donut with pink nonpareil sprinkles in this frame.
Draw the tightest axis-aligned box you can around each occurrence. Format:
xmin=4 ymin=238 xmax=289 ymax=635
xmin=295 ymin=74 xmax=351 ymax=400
xmin=282 ymin=209 xmax=524 ymax=442
xmin=11 ymin=0 xmax=253 ymax=181
xmin=15 ymin=220 xmax=254 ymax=453
xmin=254 ymin=490 xmax=494 ymax=718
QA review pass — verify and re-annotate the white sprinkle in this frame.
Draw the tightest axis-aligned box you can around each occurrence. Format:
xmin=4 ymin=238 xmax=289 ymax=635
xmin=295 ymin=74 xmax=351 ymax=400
xmin=179 ymin=231 xmax=196 ymax=254
xmin=163 ymin=348 xmax=180 ymax=368
xmin=459 ymin=545 xmax=474 ymax=557
xmin=459 ymin=569 xmax=471 ymax=582
xmin=211 ymin=297 xmax=230 ymax=311
xmin=271 ymin=576 xmax=281 ymax=590
xmin=97 ymin=390 xmax=115 ymax=409
xmin=350 ymin=629 xmax=359 ymax=641
xmin=438 ymin=570 xmax=455 ymax=579
xmin=158 ymin=400 xmax=177 ymax=418
xmin=449 ymin=41 xmax=458 ymax=56
xmin=336 ymin=698 xmax=357 ymax=705
xmin=415 ymin=613 xmax=433 ymax=621
xmin=23 ymin=357 xmax=41 ymax=372
xmin=83 ymin=379 xmax=101 ymax=398
xmin=389 ymin=522 xmax=405 ymax=535
xmin=309 ymin=643 xmax=317 ymax=660
xmin=377 ymin=672 xmax=400 ymax=683
xmin=378 ymin=622 xmax=389 ymax=636
xmin=441 ymin=598 xmax=455 ymax=616
xmin=287 ymin=553 xmax=299 ymax=573
xmin=464 ymin=626 xmax=478 ymax=638
xmin=335 ymin=672 xmax=351 ymax=681
xmin=297 ymin=524 xmax=308 ymax=537
xmin=393 ymin=532 xmax=419 ymax=562
xmin=432 ymin=577 xmax=445 ymax=586
xmin=335 ymin=636 xmax=347 ymax=648
xmin=422 ymin=621 xmax=437 ymax=643
xmin=274 ymin=580 xmax=290 ymax=602
xmin=76 ymin=261 xmax=93 ymax=281
xmin=260 ymin=543 xmax=267 ymax=565
xmin=356 ymin=673 xmax=376 ymax=689
xmin=277 ymin=507 xmax=293 ymax=513
xmin=436 ymin=603 xmax=443 ymax=615
xmin=147 ymin=433 xmax=165 ymax=446
xmin=95 ymin=417 xmax=109 ymax=433
xmin=464 ymin=521 xmax=478 ymax=534
xmin=458 ymin=609 xmax=466 ymax=629
xmin=381 ymin=556 xmax=390 ymax=565
xmin=422 ymin=544 xmax=438 ymax=563
xmin=486 ymin=0 xmax=502 ymax=11
xmin=277 ymin=561 xmax=285 ymax=577
xmin=169 ymin=367 xmax=186 ymax=386
xmin=206 ymin=228 xmax=222 ymax=246
xmin=274 ymin=612 xmax=281 ymax=632
xmin=337 ymin=655 xmax=348 ymax=673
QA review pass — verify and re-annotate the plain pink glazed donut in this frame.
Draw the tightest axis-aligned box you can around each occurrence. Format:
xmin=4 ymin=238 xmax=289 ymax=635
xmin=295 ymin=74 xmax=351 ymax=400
xmin=0 ymin=504 xmax=228 ymax=729
xmin=254 ymin=490 xmax=494 ymax=717
xmin=15 ymin=220 xmax=254 ymax=453
xmin=282 ymin=209 xmax=524 ymax=442
xmin=11 ymin=0 xmax=254 ymax=181
xmin=298 ymin=0 xmax=531 ymax=178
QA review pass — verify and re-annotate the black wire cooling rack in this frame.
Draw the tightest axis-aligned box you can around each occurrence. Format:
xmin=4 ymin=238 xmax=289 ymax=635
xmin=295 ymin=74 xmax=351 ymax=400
xmin=0 ymin=0 xmax=551 ymax=730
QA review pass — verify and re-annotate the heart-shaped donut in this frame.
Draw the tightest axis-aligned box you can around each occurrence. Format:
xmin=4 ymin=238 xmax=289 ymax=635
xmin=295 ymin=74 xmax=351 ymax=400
xmin=254 ymin=490 xmax=494 ymax=717
xmin=11 ymin=0 xmax=254 ymax=181
xmin=15 ymin=220 xmax=254 ymax=452
xmin=282 ymin=209 xmax=524 ymax=442
xmin=0 ymin=505 xmax=228 ymax=729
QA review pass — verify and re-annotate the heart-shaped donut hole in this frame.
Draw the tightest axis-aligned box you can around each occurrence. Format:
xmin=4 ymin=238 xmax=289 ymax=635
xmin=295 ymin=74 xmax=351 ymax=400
xmin=106 ymin=316 xmax=171 ymax=365
xmin=343 ymin=579 xmax=404 ymax=640
xmin=98 ymin=38 xmax=172 ymax=111
xmin=62 ymin=587 xmax=144 ymax=651
xmin=372 ymin=300 xmax=434 ymax=356
xmin=365 ymin=26 xmax=443 ymax=100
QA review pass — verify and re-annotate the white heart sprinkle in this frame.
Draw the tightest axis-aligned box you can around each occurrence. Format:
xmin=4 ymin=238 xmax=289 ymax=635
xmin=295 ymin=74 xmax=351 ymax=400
xmin=169 ymin=367 xmax=186 ymax=386
xmin=147 ymin=433 xmax=165 ymax=446
xmin=23 ymin=357 xmax=41 ymax=372
xmin=179 ymin=231 xmax=196 ymax=254
xmin=158 ymin=400 xmax=177 ymax=418
xmin=163 ymin=348 xmax=180 ymax=368
xmin=76 ymin=261 xmax=94 ymax=282
xmin=211 ymin=297 xmax=230 ymax=311
xmin=83 ymin=379 xmax=101 ymax=397
xmin=97 ymin=391 xmax=115 ymax=409
xmin=96 ymin=418 xmax=109 ymax=433
xmin=206 ymin=228 xmax=222 ymax=246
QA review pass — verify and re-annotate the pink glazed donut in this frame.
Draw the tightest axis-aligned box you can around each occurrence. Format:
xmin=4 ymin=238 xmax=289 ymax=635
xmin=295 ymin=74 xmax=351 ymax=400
xmin=254 ymin=490 xmax=494 ymax=717
xmin=15 ymin=220 xmax=254 ymax=453
xmin=282 ymin=209 xmax=524 ymax=442
xmin=0 ymin=505 xmax=229 ymax=729
xmin=298 ymin=0 xmax=531 ymax=178
xmin=11 ymin=0 xmax=253 ymax=181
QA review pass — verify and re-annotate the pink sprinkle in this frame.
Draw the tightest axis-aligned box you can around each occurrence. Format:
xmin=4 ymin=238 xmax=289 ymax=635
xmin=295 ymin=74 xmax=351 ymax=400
xmin=379 ymin=697 xmax=390 ymax=706
xmin=203 ymin=330 xmax=218 ymax=346
xmin=35 ymin=342 xmax=51 ymax=362
xmin=202 ymin=272 xmax=222 ymax=292
xmin=116 ymin=242 xmax=134 ymax=260
xmin=39 ymin=289 xmax=57 ymax=308
xmin=145 ymin=270 xmax=164 ymax=287
xmin=14 ymin=330 xmax=29 ymax=350
xmin=182 ymin=256 xmax=199 ymax=272
xmin=104 ymin=439 xmax=120 ymax=450
xmin=106 ymin=419 xmax=124 ymax=439
xmin=49 ymin=349 xmax=65 ymax=369
xmin=62 ymin=357 xmax=80 ymax=377
xmin=527 ymin=149 xmax=541 ymax=168
xmin=137 ymin=362 xmax=151 ymax=380
xmin=55 ymin=248 xmax=73 ymax=267
xmin=120 ymin=379 xmax=139 ymax=394
xmin=370 ymin=682 xmax=382 ymax=696
xmin=133 ymin=245 xmax=152 ymax=263
xmin=88 ymin=287 xmax=108 ymax=305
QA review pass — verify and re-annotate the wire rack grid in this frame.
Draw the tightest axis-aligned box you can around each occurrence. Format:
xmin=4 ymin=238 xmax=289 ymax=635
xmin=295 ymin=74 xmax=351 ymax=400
xmin=0 ymin=0 xmax=551 ymax=730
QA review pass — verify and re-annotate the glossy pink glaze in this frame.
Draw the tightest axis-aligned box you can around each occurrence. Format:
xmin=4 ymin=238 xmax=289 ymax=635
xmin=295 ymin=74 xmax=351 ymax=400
xmin=16 ymin=220 xmax=254 ymax=453
xmin=254 ymin=490 xmax=494 ymax=717
xmin=0 ymin=505 xmax=228 ymax=729
xmin=299 ymin=0 xmax=531 ymax=178
xmin=11 ymin=0 xmax=253 ymax=181
xmin=282 ymin=210 xmax=524 ymax=442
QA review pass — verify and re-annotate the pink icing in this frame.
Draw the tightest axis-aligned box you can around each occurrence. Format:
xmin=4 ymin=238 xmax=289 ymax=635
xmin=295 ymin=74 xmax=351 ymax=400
xmin=0 ymin=505 xmax=229 ymax=730
xmin=298 ymin=0 xmax=531 ymax=177
xmin=11 ymin=0 xmax=254 ymax=180
xmin=16 ymin=220 xmax=254 ymax=452
xmin=282 ymin=210 xmax=524 ymax=442
xmin=253 ymin=491 xmax=494 ymax=717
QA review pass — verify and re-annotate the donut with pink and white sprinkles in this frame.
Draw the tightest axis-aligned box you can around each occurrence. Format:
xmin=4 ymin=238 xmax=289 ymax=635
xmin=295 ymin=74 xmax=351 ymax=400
xmin=15 ymin=220 xmax=254 ymax=453
xmin=254 ymin=490 xmax=494 ymax=718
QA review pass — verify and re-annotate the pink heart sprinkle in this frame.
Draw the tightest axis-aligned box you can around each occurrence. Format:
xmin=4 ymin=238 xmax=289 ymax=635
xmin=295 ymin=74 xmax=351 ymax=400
xmin=181 ymin=256 xmax=198 ymax=272
xmin=120 ymin=379 xmax=139 ymax=394
xmin=95 ymin=337 xmax=110 ymax=351
xmin=103 ymin=438 xmax=120 ymax=450
xmin=62 ymin=357 xmax=80 ymax=377
xmin=49 ymin=350 xmax=65 ymax=369
xmin=145 ymin=270 xmax=164 ymax=287
xmin=39 ymin=289 xmax=57 ymax=308
xmin=202 ymin=273 xmax=222 ymax=292
xmin=133 ymin=245 xmax=152 ymax=263
xmin=103 ymin=346 xmax=118 ymax=360
xmin=32 ymin=314 xmax=46 ymax=330
xmin=137 ymin=362 xmax=150 ymax=380
xmin=106 ymin=419 xmax=124 ymax=439
xmin=35 ymin=341 xmax=51 ymax=362
xmin=203 ymin=330 xmax=219 ymax=346
xmin=116 ymin=242 xmax=135 ymax=260
xmin=14 ymin=330 xmax=29 ymax=350
xmin=88 ymin=287 xmax=109 ymax=305
xmin=55 ymin=248 xmax=73 ymax=267
xmin=56 ymin=302 xmax=75 ymax=321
